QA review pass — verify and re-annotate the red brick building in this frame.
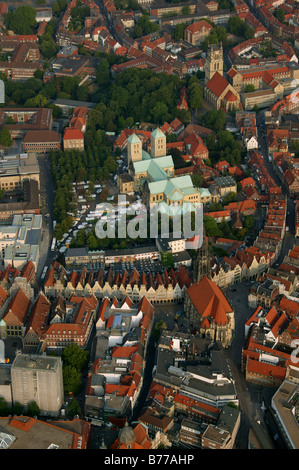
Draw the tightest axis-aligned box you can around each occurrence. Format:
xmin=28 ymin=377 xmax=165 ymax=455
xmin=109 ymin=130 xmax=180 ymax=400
xmin=23 ymin=130 xmax=61 ymax=153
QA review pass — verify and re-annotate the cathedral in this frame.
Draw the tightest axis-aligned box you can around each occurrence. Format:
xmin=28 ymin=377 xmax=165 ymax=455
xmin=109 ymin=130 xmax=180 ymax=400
xmin=125 ymin=127 xmax=203 ymax=208
xmin=204 ymin=43 xmax=241 ymax=112
xmin=185 ymin=229 xmax=235 ymax=348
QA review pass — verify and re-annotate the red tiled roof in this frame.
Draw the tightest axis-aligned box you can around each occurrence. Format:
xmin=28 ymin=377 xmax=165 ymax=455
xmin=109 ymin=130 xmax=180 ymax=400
xmin=246 ymin=357 xmax=286 ymax=380
xmin=185 ymin=20 xmax=213 ymax=34
xmin=63 ymin=128 xmax=84 ymax=140
xmin=4 ymin=289 xmax=31 ymax=323
xmin=187 ymin=276 xmax=232 ymax=325
xmin=206 ymin=72 xmax=230 ymax=98
xmin=112 ymin=345 xmax=138 ymax=359
xmin=225 ymin=90 xmax=237 ymax=102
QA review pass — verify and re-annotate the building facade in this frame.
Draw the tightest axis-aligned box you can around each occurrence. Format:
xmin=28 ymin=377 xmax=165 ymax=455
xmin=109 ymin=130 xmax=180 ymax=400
xmin=11 ymin=354 xmax=64 ymax=417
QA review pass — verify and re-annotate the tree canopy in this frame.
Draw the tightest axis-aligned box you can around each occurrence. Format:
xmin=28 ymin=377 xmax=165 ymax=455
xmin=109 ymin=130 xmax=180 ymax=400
xmin=62 ymin=343 xmax=89 ymax=371
xmin=5 ymin=6 xmax=37 ymax=35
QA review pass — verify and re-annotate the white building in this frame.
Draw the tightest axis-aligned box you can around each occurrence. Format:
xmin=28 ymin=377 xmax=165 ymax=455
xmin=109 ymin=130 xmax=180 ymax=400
xmin=0 ymin=214 xmax=41 ymax=269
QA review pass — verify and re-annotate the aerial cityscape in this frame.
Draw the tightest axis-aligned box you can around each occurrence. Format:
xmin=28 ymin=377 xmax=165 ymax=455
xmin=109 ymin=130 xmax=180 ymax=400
xmin=0 ymin=0 xmax=298 ymax=452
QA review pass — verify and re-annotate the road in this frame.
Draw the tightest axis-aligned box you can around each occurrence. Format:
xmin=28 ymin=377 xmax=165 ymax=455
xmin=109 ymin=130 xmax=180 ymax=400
xmin=220 ymin=110 xmax=296 ymax=448
xmin=225 ymin=281 xmax=276 ymax=448
xmin=36 ymin=153 xmax=56 ymax=284
xmin=130 ymin=302 xmax=183 ymax=422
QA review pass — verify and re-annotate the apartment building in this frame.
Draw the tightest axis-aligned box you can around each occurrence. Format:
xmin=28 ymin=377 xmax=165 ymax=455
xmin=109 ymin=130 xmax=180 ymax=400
xmin=11 ymin=354 xmax=64 ymax=417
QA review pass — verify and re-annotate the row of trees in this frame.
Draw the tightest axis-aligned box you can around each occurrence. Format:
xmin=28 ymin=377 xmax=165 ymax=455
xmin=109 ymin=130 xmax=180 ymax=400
xmin=61 ymin=343 xmax=89 ymax=398
xmin=39 ymin=19 xmax=59 ymax=60
xmin=0 ymin=398 xmax=40 ymax=418
xmin=50 ymin=146 xmax=118 ymax=240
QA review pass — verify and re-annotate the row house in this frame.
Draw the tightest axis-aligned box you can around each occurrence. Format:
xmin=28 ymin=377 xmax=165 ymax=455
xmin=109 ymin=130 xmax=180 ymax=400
xmin=259 ymin=5 xmax=299 ymax=40
xmin=284 ymin=168 xmax=299 ymax=198
xmin=44 ymin=263 xmax=192 ymax=304
xmin=185 ymin=58 xmax=204 ymax=76
xmin=248 ymin=150 xmax=277 ymax=191
xmin=213 ymin=192 xmax=286 ymax=291
xmin=211 ymin=257 xmax=246 ymax=288
xmin=212 ymin=249 xmax=271 ymax=288
xmin=22 ymin=293 xmax=51 ymax=353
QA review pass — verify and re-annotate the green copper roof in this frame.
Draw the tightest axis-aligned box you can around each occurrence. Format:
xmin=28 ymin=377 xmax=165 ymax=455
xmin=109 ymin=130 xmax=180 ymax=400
xmin=127 ymin=133 xmax=141 ymax=144
xmin=200 ymin=188 xmax=212 ymax=197
xmin=133 ymin=155 xmax=174 ymax=182
xmin=151 ymin=127 xmax=165 ymax=139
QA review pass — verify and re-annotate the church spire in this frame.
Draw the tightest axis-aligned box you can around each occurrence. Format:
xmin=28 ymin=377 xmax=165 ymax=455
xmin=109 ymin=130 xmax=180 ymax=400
xmin=194 ymin=227 xmax=211 ymax=283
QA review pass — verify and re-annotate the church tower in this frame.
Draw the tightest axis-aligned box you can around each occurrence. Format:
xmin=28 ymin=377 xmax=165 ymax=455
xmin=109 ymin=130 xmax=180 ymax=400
xmin=127 ymin=133 xmax=142 ymax=164
xmin=150 ymin=127 xmax=166 ymax=158
xmin=194 ymin=228 xmax=211 ymax=283
xmin=205 ymin=43 xmax=223 ymax=85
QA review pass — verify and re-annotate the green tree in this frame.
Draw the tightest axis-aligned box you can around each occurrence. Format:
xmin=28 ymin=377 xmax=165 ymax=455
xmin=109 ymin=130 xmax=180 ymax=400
xmin=11 ymin=402 xmax=24 ymax=416
xmin=188 ymin=81 xmax=203 ymax=112
xmin=0 ymin=125 xmax=12 ymax=147
xmin=63 ymin=365 xmax=82 ymax=395
xmin=5 ymin=6 xmax=36 ymax=35
xmin=192 ymin=173 xmax=204 ymax=188
xmin=62 ymin=343 xmax=89 ymax=371
xmin=25 ymin=94 xmax=49 ymax=108
xmin=133 ymin=15 xmax=158 ymax=37
xmin=67 ymin=398 xmax=82 ymax=417
xmin=40 ymin=39 xmax=58 ymax=60
xmin=222 ymin=191 xmax=237 ymax=206
xmin=274 ymin=7 xmax=285 ymax=23
xmin=172 ymin=23 xmax=187 ymax=40
xmin=34 ymin=69 xmax=44 ymax=80
xmin=153 ymin=320 xmax=167 ymax=342
xmin=204 ymin=215 xmax=222 ymax=237
xmin=0 ymin=397 xmax=9 ymax=416
xmin=96 ymin=59 xmax=110 ymax=88
xmin=27 ymin=401 xmax=40 ymax=418
xmin=245 ymin=84 xmax=255 ymax=93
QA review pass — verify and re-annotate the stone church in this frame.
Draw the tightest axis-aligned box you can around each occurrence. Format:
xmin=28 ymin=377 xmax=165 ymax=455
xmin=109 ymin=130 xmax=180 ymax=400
xmin=204 ymin=43 xmax=241 ymax=112
xmin=184 ymin=230 xmax=235 ymax=348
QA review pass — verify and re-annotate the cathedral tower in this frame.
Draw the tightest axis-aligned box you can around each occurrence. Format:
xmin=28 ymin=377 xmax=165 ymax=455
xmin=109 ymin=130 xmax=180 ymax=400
xmin=194 ymin=228 xmax=211 ymax=283
xmin=150 ymin=127 xmax=166 ymax=158
xmin=127 ymin=133 xmax=142 ymax=164
xmin=205 ymin=43 xmax=223 ymax=85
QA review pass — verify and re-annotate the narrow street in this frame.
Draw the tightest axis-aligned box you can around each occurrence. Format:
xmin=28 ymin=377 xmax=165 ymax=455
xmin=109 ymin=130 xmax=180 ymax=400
xmin=225 ymin=281 xmax=276 ymax=448
xmin=36 ymin=154 xmax=56 ymax=283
